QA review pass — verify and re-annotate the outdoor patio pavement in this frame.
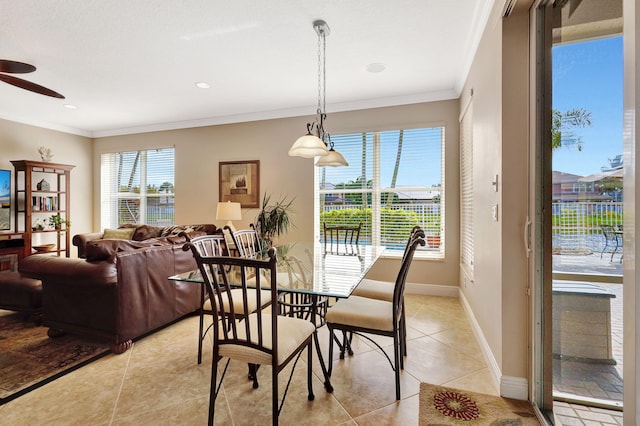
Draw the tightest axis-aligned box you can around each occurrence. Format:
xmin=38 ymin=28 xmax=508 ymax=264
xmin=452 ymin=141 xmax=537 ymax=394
xmin=552 ymin=252 xmax=623 ymax=404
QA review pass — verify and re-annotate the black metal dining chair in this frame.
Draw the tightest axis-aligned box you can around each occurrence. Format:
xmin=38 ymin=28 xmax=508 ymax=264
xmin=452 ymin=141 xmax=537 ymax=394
xmin=350 ymin=225 xmax=423 ymax=356
xmin=185 ymin=246 xmax=315 ymax=426
xmin=184 ymin=234 xmax=272 ymax=367
xmin=325 ymin=230 xmax=425 ymax=400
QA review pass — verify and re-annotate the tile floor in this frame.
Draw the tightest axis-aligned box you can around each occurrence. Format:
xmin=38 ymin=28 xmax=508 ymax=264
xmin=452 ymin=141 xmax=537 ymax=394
xmin=0 ymin=293 xmax=622 ymax=425
xmin=0 ymin=294 xmax=501 ymax=425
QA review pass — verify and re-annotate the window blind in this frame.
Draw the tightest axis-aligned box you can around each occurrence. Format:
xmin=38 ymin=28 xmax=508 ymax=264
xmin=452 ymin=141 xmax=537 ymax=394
xmin=100 ymin=147 xmax=175 ymax=230
xmin=316 ymin=127 xmax=444 ymax=256
xmin=460 ymin=103 xmax=474 ymax=274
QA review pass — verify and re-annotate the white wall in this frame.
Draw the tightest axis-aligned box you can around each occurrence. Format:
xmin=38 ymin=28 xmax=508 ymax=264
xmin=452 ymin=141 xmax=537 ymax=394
xmin=93 ymin=101 xmax=461 ymax=287
xmin=458 ymin=0 xmax=531 ymax=397
xmin=0 ymin=118 xmax=93 ymax=255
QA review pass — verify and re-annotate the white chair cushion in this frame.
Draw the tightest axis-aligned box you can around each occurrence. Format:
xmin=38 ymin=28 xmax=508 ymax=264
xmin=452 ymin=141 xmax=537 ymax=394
xmin=204 ymin=289 xmax=272 ymax=313
xmin=218 ymin=313 xmax=315 ymax=366
xmin=351 ymin=278 xmax=393 ymax=302
xmin=326 ymin=296 xmax=394 ymax=332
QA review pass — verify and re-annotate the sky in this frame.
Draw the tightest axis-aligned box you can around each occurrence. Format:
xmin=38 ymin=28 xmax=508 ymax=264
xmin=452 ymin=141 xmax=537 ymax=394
xmin=552 ymin=36 xmax=623 ymax=177
xmin=323 ymin=128 xmax=444 ymax=190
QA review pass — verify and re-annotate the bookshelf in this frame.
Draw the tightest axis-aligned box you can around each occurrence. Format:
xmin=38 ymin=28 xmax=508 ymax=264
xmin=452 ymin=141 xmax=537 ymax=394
xmin=11 ymin=160 xmax=74 ymax=257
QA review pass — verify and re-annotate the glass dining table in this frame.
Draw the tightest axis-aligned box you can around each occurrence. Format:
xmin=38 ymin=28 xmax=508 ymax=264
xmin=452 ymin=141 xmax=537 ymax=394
xmin=169 ymin=241 xmax=385 ymax=392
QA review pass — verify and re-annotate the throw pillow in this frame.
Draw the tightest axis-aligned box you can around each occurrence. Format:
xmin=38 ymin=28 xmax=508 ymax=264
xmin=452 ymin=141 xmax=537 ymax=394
xmin=103 ymin=228 xmax=136 ymax=240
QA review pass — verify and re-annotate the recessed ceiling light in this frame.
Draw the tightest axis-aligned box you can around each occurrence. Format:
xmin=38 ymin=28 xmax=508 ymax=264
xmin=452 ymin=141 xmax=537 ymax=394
xmin=195 ymin=82 xmax=210 ymax=89
xmin=63 ymin=104 xmax=77 ymax=109
xmin=365 ymin=63 xmax=386 ymax=73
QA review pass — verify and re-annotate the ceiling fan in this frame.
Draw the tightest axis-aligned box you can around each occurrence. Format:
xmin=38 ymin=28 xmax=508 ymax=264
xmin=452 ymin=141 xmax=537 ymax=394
xmin=0 ymin=59 xmax=64 ymax=98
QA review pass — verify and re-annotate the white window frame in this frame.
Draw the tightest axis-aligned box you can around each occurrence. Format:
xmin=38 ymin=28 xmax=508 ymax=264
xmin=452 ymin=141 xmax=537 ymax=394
xmin=315 ymin=127 xmax=445 ymax=260
xmin=100 ymin=147 xmax=175 ymax=230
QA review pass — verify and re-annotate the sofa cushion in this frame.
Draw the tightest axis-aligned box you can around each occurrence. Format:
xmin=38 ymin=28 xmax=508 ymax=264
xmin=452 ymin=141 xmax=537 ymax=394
xmin=132 ymin=224 xmax=164 ymax=241
xmin=85 ymin=239 xmax=166 ymax=261
xmin=103 ymin=228 xmax=136 ymax=240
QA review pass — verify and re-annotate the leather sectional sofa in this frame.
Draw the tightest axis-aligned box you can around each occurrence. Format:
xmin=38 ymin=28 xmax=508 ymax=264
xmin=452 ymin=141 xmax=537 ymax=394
xmin=19 ymin=224 xmax=217 ymax=353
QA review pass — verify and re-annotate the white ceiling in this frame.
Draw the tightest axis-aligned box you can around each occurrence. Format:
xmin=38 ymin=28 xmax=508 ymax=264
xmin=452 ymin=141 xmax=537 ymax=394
xmin=0 ymin=0 xmax=493 ymax=138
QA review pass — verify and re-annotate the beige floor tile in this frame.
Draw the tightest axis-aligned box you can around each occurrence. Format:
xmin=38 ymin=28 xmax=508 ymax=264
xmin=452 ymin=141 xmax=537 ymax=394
xmin=441 ymin=367 xmax=499 ymax=396
xmin=354 ymin=394 xmax=420 ymax=426
xmin=324 ymin=348 xmax=421 ymax=418
xmin=403 ymin=335 xmax=487 ymax=385
xmin=429 ymin=327 xmax=485 ymax=362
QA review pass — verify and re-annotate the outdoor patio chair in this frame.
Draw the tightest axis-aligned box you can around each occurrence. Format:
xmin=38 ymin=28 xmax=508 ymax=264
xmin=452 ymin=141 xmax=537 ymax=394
xmin=600 ymin=225 xmax=622 ymax=262
xmin=323 ymin=222 xmax=362 ymax=251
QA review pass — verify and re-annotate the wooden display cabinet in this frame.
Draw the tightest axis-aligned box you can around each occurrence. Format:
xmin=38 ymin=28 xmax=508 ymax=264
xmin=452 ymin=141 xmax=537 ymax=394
xmin=11 ymin=160 xmax=74 ymax=257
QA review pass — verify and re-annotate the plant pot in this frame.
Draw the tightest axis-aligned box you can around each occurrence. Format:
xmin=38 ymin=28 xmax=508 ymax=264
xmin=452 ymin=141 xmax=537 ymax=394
xmin=426 ymin=235 xmax=441 ymax=248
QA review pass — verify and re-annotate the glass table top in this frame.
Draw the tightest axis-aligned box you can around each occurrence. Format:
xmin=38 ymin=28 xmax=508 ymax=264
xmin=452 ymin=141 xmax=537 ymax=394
xmin=170 ymin=242 xmax=384 ymax=299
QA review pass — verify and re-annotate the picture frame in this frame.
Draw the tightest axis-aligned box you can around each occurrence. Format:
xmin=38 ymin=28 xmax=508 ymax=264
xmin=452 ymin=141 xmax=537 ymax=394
xmin=219 ymin=160 xmax=260 ymax=208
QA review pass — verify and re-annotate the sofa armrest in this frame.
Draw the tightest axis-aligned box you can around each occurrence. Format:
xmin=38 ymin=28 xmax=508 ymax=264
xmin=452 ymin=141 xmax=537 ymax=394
xmin=73 ymin=232 xmax=105 ymax=258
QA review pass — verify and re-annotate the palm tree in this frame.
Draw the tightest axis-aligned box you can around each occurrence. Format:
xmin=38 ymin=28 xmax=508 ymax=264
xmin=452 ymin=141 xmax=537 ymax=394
xmin=552 ymin=108 xmax=592 ymax=150
xmin=386 ymin=130 xmax=403 ymax=206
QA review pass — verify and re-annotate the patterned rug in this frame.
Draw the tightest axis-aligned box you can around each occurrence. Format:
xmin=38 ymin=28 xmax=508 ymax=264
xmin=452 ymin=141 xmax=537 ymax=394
xmin=419 ymin=383 xmax=540 ymax=425
xmin=0 ymin=310 xmax=109 ymax=405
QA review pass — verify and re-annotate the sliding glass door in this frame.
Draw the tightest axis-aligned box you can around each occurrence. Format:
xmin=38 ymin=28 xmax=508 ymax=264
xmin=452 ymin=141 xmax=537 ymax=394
xmin=532 ymin=0 xmax=624 ymax=419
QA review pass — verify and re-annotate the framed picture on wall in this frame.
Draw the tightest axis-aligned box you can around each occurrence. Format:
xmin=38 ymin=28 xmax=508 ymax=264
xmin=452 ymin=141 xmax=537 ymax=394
xmin=219 ymin=160 xmax=260 ymax=208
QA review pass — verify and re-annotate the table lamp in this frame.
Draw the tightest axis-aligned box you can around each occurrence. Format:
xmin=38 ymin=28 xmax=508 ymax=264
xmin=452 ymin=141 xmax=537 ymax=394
xmin=216 ymin=201 xmax=242 ymax=229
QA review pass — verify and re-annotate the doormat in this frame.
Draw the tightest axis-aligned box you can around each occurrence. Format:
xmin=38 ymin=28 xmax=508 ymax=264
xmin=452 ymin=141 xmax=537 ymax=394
xmin=0 ymin=311 xmax=109 ymax=405
xmin=419 ymin=382 xmax=540 ymax=425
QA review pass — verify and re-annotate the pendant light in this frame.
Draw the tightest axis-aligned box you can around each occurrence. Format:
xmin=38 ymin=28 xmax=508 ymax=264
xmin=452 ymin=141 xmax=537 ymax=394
xmin=289 ymin=20 xmax=348 ymax=167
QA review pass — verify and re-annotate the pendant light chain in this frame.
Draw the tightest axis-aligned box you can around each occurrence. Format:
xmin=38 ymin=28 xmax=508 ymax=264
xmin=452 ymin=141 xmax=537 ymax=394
xmin=322 ymin=27 xmax=326 ymax=116
xmin=289 ymin=19 xmax=347 ymax=165
xmin=317 ymin=28 xmax=323 ymax=116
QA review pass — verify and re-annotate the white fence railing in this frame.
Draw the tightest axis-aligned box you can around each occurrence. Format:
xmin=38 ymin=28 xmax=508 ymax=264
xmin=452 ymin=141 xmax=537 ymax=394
xmin=552 ymin=201 xmax=623 ymax=253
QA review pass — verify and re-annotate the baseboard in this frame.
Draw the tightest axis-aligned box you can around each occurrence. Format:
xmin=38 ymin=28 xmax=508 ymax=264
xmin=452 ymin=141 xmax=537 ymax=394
xmin=458 ymin=290 xmax=529 ymax=400
xmin=500 ymin=375 xmax=528 ymax=400
xmin=405 ymin=282 xmax=459 ymax=297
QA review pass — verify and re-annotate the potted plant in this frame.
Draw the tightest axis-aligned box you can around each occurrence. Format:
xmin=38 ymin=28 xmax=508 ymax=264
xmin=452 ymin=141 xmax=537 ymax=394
xmin=254 ymin=194 xmax=294 ymax=248
xmin=48 ymin=214 xmax=70 ymax=230
xmin=426 ymin=233 xmax=441 ymax=248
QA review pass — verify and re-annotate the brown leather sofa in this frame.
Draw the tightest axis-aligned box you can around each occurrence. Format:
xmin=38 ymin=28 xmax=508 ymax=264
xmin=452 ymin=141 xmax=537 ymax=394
xmin=19 ymin=224 xmax=217 ymax=353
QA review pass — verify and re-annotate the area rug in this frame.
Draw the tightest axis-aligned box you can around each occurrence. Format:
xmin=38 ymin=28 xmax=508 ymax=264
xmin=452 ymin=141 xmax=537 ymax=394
xmin=419 ymin=383 xmax=540 ymax=425
xmin=0 ymin=311 xmax=109 ymax=405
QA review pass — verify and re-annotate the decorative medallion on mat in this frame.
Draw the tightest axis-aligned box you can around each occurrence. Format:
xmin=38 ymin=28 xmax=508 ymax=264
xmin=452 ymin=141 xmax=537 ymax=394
xmin=419 ymin=383 xmax=540 ymax=425
xmin=0 ymin=311 xmax=109 ymax=405
xmin=434 ymin=390 xmax=480 ymax=420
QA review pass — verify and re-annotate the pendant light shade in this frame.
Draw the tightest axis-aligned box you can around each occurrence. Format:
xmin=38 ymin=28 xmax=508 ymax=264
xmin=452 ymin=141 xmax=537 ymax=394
xmin=288 ymin=20 xmax=346 ymax=166
xmin=315 ymin=147 xmax=349 ymax=167
xmin=288 ymin=132 xmax=329 ymax=158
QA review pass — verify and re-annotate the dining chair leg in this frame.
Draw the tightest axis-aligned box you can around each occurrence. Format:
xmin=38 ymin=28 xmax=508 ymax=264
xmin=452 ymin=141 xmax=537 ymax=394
xmin=272 ymin=368 xmax=279 ymax=425
xmin=248 ymin=364 xmax=260 ymax=388
xmin=327 ymin=327 xmax=335 ymax=376
xmin=307 ymin=342 xmax=315 ymax=401
xmin=198 ymin=309 xmax=205 ymax=364
xmin=393 ymin=330 xmax=401 ymax=400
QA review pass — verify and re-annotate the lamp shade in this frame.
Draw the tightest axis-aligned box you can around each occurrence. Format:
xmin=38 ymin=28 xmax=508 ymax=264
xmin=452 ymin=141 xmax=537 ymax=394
xmin=288 ymin=134 xmax=330 ymax=158
xmin=216 ymin=201 xmax=242 ymax=221
xmin=315 ymin=148 xmax=349 ymax=167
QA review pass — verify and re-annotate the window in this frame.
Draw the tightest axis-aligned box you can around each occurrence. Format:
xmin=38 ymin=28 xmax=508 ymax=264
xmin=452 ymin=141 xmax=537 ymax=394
xmin=460 ymin=101 xmax=474 ymax=276
xmin=316 ymin=127 xmax=444 ymax=257
xmin=100 ymin=147 xmax=175 ymax=229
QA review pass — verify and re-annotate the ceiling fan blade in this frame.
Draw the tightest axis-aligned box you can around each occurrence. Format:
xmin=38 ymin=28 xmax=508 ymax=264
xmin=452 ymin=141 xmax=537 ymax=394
xmin=0 ymin=73 xmax=65 ymax=99
xmin=0 ymin=60 xmax=36 ymax=74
